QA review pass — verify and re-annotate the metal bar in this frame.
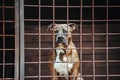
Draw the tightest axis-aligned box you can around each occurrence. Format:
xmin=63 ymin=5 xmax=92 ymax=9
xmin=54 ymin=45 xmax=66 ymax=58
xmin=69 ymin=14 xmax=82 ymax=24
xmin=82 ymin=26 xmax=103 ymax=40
xmin=82 ymin=74 xmax=120 ymax=77
xmin=38 ymin=0 xmax=41 ymax=80
xmin=106 ymin=0 xmax=109 ymax=80
xmin=15 ymin=0 xmax=20 ymax=80
xmin=19 ymin=0 xmax=24 ymax=80
xmin=80 ymin=0 xmax=83 ymax=78
xmin=24 ymin=74 xmax=120 ymax=77
xmin=24 ymin=5 xmax=39 ymax=7
xmin=34 ymin=5 xmax=120 ymax=8
xmin=24 ymin=47 xmax=120 ymax=51
xmin=0 ymin=49 xmax=15 ymax=51
xmin=22 ymin=60 xmax=120 ymax=64
xmin=0 ymin=63 xmax=15 ymax=65
xmin=92 ymin=0 xmax=95 ymax=80
xmin=67 ymin=0 xmax=69 ymax=79
xmin=24 ymin=33 xmax=120 ymax=36
xmin=0 ymin=20 xmax=15 ymax=22
xmin=2 ymin=0 xmax=5 ymax=79
xmin=52 ymin=0 xmax=55 ymax=79
xmin=24 ymin=19 xmax=120 ymax=22
xmin=0 ymin=6 xmax=15 ymax=8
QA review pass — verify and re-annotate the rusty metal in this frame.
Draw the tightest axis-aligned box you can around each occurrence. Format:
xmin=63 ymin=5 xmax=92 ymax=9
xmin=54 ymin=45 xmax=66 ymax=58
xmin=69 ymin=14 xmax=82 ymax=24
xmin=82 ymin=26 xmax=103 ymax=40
xmin=23 ymin=0 xmax=120 ymax=79
xmin=106 ymin=0 xmax=109 ymax=80
xmin=0 ymin=0 xmax=120 ymax=80
xmin=91 ymin=1 xmax=95 ymax=80
xmin=0 ymin=0 xmax=16 ymax=80
xmin=38 ymin=0 xmax=41 ymax=79
xmin=2 ymin=0 xmax=5 ymax=79
xmin=67 ymin=0 xmax=69 ymax=80
xmin=52 ymin=0 xmax=55 ymax=79
xmin=80 ymin=0 xmax=83 ymax=79
xmin=15 ymin=0 xmax=20 ymax=80
xmin=20 ymin=0 xmax=24 ymax=80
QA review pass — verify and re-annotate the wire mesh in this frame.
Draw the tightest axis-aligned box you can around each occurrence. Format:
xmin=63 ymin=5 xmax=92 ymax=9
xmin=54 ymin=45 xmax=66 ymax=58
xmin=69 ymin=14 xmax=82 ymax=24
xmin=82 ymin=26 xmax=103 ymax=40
xmin=0 ymin=0 xmax=120 ymax=80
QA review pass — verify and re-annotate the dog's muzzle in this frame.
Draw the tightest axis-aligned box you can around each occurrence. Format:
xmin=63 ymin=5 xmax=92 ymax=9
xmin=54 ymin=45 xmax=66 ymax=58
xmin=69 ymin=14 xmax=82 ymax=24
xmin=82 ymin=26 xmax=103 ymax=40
xmin=56 ymin=35 xmax=67 ymax=44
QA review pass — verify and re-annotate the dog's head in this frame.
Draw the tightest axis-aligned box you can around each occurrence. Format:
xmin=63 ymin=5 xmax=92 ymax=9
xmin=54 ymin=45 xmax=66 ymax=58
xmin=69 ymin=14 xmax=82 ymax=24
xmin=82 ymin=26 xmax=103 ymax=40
xmin=48 ymin=23 xmax=78 ymax=46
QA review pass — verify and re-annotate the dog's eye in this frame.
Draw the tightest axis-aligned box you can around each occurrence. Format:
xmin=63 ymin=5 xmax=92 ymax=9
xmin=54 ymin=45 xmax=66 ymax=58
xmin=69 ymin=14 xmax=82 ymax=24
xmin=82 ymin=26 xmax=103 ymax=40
xmin=63 ymin=30 xmax=67 ymax=33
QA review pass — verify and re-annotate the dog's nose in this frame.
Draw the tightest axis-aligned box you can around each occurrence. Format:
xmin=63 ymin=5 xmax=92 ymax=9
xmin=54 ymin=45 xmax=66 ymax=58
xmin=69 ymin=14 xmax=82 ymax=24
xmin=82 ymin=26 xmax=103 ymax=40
xmin=57 ymin=36 xmax=65 ymax=43
xmin=58 ymin=36 xmax=64 ymax=40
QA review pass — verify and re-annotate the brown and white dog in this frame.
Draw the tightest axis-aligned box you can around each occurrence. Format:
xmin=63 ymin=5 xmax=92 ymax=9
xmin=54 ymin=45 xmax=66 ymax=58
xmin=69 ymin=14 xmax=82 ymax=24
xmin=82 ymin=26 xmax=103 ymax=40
xmin=48 ymin=23 xmax=83 ymax=80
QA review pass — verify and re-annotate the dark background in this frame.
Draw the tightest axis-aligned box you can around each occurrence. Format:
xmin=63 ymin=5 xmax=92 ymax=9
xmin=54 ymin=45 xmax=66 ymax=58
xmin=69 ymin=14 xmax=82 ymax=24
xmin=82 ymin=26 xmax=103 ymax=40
xmin=0 ymin=0 xmax=120 ymax=80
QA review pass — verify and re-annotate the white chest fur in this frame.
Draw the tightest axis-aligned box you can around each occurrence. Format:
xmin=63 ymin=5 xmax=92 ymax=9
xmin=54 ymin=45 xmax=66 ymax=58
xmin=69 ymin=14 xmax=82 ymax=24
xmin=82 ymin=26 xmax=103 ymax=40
xmin=54 ymin=49 xmax=73 ymax=76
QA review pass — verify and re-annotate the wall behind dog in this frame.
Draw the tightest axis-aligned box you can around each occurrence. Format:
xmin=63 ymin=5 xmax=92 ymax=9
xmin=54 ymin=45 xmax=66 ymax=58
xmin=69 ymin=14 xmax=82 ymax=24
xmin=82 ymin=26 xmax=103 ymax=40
xmin=0 ymin=0 xmax=120 ymax=80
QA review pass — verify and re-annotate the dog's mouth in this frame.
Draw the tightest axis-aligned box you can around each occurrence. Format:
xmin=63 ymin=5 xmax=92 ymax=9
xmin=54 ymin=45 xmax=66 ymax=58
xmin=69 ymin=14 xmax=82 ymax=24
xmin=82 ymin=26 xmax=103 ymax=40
xmin=56 ymin=36 xmax=67 ymax=45
xmin=57 ymin=38 xmax=64 ymax=44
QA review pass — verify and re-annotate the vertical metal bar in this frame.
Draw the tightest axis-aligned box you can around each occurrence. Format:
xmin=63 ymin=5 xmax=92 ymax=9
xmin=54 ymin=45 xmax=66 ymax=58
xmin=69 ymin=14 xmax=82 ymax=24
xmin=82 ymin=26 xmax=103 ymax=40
xmin=15 ymin=0 xmax=20 ymax=80
xmin=66 ymin=1 xmax=68 ymax=32
xmin=19 ymin=0 xmax=24 ymax=80
xmin=80 ymin=0 xmax=83 ymax=78
xmin=67 ymin=0 xmax=69 ymax=80
xmin=2 ymin=0 xmax=5 ymax=79
xmin=38 ymin=0 xmax=41 ymax=80
xmin=52 ymin=0 xmax=55 ymax=79
xmin=106 ymin=0 xmax=109 ymax=80
xmin=92 ymin=0 xmax=95 ymax=80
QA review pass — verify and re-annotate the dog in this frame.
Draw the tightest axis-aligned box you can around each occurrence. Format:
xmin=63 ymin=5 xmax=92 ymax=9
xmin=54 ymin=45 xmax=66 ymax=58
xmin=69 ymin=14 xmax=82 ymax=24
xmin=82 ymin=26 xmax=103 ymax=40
xmin=48 ymin=23 xmax=83 ymax=80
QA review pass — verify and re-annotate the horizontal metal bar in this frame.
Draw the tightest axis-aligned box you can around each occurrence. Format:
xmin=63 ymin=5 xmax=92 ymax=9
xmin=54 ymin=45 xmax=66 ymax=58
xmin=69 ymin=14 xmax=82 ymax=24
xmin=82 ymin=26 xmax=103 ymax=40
xmin=24 ymin=76 xmax=52 ymax=78
xmin=0 ymin=35 xmax=15 ymax=36
xmin=0 ymin=20 xmax=15 ymax=22
xmin=82 ymin=60 xmax=120 ymax=63
xmin=24 ymin=74 xmax=120 ymax=78
xmin=1 ymin=4 xmax=119 ymax=9
xmin=0 ymin=49 xmax=15 ymax=50
xmin=25 ymin=47 xmax=53 ymax=49
xmin=0 ymin=6 xmax=15 ymax=8
xmin=0 ymin=78 xmax=15 ymax=79
xmin=0 ymin=63 xmax=15 ymax=65
xmin=24 ymin=33 xmax=120 ymax=36
xmin=82 ymin=75 xmax=120 ymax=77
xmin=24 ymin=60 xmax=120 ymax=64
xmin=24 ymin=47 xmax=120 ymax=50
xmin=24 ymin=19 xmax=120 ymax=22
xmin=24 ymin=5 xmax=39 ymax=7
xmin=1 ymin=4 xmax=120 ymax=8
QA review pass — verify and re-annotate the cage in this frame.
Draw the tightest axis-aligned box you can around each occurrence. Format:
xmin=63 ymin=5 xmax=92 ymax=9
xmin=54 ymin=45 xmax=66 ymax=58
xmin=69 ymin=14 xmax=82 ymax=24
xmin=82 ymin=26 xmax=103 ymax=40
xmin=0 ymin=0 xmax=120 ymax=80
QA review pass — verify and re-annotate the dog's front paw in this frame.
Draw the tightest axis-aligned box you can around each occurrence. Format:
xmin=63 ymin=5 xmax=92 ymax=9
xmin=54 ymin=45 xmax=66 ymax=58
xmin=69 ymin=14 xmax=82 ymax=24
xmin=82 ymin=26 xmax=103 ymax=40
xmin=77 ymin=77 xmax=84 ymax=80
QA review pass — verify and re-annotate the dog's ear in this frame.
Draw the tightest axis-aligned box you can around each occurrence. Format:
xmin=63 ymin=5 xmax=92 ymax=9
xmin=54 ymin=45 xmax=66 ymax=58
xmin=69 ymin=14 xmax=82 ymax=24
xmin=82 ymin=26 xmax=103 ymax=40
xmin=68 ymin=23 xmax=78 ymax=31
xmin=47 ymin=23 xmax=56 ymax=31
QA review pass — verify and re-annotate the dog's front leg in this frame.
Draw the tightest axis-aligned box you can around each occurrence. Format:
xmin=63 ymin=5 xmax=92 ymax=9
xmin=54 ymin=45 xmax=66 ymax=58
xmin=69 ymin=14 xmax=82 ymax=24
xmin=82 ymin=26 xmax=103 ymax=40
xmin=49 ymin=62 xmax=57 ymax=80
xmin=53 ymin=69 xmax=59 ymax=80
xmin=50 ymin=67 xmax=58 ymax=80
xmin=48 ymin=55 xmax=58 ymax=80
xmin=70 ymin=69 xmax=78 ymax=80
xmin=70 ymin=62 xmax=80 ymax=80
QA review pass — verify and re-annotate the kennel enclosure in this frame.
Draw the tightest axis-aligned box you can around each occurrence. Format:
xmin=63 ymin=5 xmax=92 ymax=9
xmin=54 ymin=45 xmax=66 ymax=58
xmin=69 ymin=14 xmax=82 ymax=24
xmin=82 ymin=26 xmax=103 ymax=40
xmin=0 ymin=0 xmax=120 ymax=80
